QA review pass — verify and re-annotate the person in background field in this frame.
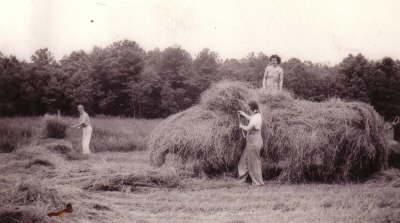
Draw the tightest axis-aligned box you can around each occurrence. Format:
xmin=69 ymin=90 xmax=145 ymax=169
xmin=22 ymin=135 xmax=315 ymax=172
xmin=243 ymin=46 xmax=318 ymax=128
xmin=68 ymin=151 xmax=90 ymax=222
xmin=237 ymin=101 xmax=264 ymax=186
xmin=263 ymin=55 xmax=284 ymax=92
xmin=72 ymin=105 xmax=92 ymax=154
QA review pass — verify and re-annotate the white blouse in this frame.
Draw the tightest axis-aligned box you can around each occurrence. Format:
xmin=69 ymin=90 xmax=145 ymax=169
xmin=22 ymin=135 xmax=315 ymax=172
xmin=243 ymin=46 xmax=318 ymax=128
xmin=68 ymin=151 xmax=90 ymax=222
xmin=248 ymin=113 xmax=262 ymax=131
xmin=263 ymin=65 xmax=284 ymax=91
xmin=78 ymin=112 xmax=91 ymax=127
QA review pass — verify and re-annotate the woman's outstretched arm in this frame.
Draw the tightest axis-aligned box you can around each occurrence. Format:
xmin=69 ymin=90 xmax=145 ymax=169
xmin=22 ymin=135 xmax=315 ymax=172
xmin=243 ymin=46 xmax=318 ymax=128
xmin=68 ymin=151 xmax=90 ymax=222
xmin=239 ymin=121 xmax=255 ymax=132
xmin=240 ymin=114 xmax=262 ymax=132
xmin=240 ymin=115 xmax=257 ymax=131
xmin=238 ymin=111 xmax=251 ymax=120
xmin=72 ymin=114 xmax=86 ymax=128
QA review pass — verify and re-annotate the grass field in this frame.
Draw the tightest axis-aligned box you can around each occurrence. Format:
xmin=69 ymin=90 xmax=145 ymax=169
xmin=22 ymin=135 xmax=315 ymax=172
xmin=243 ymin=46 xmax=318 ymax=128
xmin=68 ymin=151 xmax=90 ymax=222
xmin=0 ymin=116 xmax=161 ymax=153
xmin=1 ymin=117 xmax=400 ymax=223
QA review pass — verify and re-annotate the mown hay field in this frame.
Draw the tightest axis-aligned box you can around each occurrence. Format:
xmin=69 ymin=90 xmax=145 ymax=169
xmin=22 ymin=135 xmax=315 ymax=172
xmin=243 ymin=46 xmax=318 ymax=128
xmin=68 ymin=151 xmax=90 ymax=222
xmin=1 ymin=116 xmax=400 ymax=223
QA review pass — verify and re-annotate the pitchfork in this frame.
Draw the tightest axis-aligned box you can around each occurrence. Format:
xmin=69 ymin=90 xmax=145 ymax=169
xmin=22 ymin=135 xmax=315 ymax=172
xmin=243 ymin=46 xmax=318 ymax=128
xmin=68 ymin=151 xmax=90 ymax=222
xmin=237 ymin=113 xmax=246 ymax=138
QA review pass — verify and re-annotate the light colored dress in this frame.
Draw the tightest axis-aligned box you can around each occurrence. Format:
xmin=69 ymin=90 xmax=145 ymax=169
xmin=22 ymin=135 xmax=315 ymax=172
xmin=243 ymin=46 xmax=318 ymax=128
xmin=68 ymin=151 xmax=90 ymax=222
xmin=238 ymin=113 xmax=264 ymax=186
xmin=263 ymin=65 xmax=284 ymax=92
xmin=78 ymin=112 xmax=92 ymax=154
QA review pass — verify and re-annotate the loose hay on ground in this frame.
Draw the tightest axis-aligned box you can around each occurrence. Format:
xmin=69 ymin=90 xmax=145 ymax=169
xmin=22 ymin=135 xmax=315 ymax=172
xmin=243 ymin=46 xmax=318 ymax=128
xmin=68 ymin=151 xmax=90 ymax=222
xmin=84 ymin=173 xmax=181 ymax=192
xmin=0 ymin=179 xmax=65 ymax=223
xmin=0 ymin=207 xmax=56 ymax=223
xmin=25 ymin=159 xmax=55 ymax=169
xmin=368 ymin=168 xmax=400 ymax=187
xmin=16 ymin=144 xmax=68 ymax=171
xmin=0 ymin=180 xmax=63 ymax=207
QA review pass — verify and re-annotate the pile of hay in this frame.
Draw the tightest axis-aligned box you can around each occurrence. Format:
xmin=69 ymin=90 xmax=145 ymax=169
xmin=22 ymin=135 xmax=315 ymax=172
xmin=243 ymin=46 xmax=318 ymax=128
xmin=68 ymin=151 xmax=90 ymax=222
xmin=148 ymin=81 xmax=252 ymax=175
xmin=84 ymin=173 xmax=181 ymax=192
xmin=258 ymin=89 xmax=388 ymax=182
xmin=388 ymin=139 xmax=400 ymax=169
xmin=0 ymin=179 xmax=63 ymax=223
xmin=0 ymin=180 xmax=62 ymax=207
xmin=148 ymin=81 xmax=388 ymax=182
xmin=40 ymin=115 xmax=68 ymax=139
xmin=0 ymin=207 xmax=56 ymax=223
xmin=367 ymin=168 xmax=400 ymax=187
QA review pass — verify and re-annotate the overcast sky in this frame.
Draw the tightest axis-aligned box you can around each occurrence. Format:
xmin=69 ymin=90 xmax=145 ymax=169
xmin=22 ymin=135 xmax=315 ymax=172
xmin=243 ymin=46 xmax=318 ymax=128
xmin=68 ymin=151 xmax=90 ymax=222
xmin=1 ymin=0 xmax=399 ymax=63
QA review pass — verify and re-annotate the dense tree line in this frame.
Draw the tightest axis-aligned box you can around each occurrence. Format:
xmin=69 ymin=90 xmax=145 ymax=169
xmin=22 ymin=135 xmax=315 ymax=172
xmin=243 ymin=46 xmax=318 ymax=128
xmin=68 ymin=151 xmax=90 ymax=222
xmin=1 ymin=40 xmax=399 ymax=123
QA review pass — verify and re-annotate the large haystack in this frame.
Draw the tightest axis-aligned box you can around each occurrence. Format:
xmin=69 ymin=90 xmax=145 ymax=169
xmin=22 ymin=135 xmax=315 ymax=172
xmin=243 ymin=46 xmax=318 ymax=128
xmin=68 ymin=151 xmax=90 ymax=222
xmin=258 ymin=89 xmax=388 ymax=182
xmin=148 ymin=81 xmax=252 ymax=175
xmin=148 ymin=81 xmax=388 ymax=182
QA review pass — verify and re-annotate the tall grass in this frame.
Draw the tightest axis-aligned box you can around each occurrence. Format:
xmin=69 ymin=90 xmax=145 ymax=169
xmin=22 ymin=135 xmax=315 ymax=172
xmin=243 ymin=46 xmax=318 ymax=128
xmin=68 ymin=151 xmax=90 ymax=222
xmin=0 ymin=116 xmax=161 ymax=154
xmin=0 ymin=115 xmax=68 ymax=153
xmin=92 ymin=117 xmax=160 ymax=152
xmin=67 ymin=117 xmax=161 ymax=153
xmin=0 ymin=118 xmax=36 ymax=153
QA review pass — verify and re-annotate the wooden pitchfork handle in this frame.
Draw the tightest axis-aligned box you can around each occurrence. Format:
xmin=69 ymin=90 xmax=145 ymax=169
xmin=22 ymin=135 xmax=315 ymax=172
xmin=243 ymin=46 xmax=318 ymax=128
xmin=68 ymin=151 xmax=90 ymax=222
xmin=237 ymin=113 xmax=246 ymax=138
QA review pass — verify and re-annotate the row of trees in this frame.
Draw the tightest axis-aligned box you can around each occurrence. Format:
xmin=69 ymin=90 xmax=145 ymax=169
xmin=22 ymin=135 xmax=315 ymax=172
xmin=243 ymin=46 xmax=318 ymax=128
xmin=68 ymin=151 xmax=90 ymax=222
xmin=1 ymin=40 xmax=399 ymax=122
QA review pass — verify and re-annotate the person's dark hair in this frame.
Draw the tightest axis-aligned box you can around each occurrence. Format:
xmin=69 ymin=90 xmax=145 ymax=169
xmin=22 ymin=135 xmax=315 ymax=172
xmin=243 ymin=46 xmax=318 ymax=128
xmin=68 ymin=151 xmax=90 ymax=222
xmin=269 ymin=54 xmax=281 ymax=64
xmin=248 ymin=101 xmax=259 ymax=112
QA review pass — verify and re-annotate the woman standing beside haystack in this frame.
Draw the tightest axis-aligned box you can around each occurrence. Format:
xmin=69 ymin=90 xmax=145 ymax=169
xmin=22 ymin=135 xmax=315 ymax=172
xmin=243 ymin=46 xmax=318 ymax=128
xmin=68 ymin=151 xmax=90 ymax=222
xmin=263 ymin=55 xmax=284 ymax=92
xmin=237 ymin=101 xmax=264 ymax=186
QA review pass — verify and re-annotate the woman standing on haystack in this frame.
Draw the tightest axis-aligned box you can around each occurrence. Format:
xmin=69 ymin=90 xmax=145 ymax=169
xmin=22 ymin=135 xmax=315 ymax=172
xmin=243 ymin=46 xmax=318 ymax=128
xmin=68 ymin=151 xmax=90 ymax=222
xmin=263 ymin=55 xmax=284 ymax=92
xmin=237 ymin=101 xmax=264 ymax=186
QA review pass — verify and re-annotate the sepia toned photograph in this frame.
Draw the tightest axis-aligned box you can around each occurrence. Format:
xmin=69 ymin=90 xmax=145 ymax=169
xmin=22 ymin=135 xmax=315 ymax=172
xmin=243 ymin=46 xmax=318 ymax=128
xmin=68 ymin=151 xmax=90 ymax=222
xmin=0 ymin=0 xmax=400 ymax=222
